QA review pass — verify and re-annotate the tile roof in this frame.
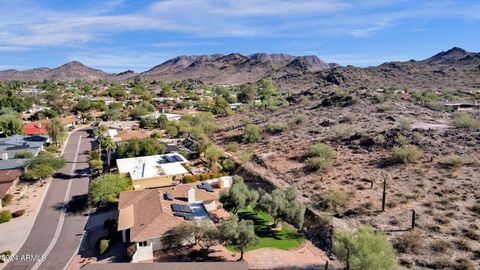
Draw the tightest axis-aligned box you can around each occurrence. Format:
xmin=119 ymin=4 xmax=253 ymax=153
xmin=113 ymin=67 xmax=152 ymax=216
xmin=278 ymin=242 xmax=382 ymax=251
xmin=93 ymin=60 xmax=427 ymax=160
xmin=59 ymin=115 xmax=79 ymax=125
xmin=80 ymin=262 xmax=248 ymax=270
xmin=113 ymin=130 xmax=152 ymax=142
xmin=23 ymin=121 xmax=48 ymax=135
xmin=0 ymin=169 xmax=21 ymax=198
xmin=118 ymin=184 xmax=218 ymax=242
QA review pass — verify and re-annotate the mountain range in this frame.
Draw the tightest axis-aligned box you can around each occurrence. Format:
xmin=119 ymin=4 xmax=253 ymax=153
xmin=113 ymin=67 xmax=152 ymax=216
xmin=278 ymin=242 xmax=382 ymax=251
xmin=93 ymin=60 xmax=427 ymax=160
xmin=1 ymin=48 xmax=479 ymax=91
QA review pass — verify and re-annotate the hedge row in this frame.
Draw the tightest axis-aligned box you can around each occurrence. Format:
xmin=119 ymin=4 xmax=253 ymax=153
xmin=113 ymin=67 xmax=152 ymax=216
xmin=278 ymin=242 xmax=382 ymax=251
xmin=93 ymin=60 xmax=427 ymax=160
xmin=183 ymin=173 xmax=226 ymax=183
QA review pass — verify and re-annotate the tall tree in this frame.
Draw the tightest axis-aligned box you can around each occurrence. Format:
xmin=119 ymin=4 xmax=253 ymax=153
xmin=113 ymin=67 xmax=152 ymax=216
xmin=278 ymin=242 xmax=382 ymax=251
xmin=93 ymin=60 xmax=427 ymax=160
xmin=23 ymin=151 xmax=66 ymax=185
xmin=0 ymin=115 xmax=23 ymax=136
xmin=219 ymin=176 xmax=258 ymax=213
xmin=257 ymin=187 xmax=306 ymax=228
xmin=334 ymin=226 xmax=399 ymax=270
xmin=46 ymin=119 xmax=67 ymax=146
xmin=101 ymin=136 xmax=116 ymax=170
xmin=219 ymin=215 xmax=258 ymax=261
xmin=89 ymin=173 xmax=132 ymax=205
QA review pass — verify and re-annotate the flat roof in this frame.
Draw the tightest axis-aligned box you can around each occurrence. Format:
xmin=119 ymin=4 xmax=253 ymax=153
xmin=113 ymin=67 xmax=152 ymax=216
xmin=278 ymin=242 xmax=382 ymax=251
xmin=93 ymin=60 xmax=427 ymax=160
xmin=116 ymin=153 xmax=188 ymax=180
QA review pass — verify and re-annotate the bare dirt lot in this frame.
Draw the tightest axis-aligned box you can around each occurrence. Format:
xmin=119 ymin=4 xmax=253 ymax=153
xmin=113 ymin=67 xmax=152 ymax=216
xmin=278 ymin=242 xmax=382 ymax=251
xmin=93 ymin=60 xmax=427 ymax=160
xmin=213 ymin=90 xmax=480 ymax=269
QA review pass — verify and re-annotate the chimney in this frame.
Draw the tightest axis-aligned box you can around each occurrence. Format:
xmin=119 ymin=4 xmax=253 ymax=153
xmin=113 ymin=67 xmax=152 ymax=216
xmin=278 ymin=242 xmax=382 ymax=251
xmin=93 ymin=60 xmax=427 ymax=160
xmin=187 ymin=188 xmax=195 ymax=203
xmin=1 ymin=153 xmax=8 ymax=160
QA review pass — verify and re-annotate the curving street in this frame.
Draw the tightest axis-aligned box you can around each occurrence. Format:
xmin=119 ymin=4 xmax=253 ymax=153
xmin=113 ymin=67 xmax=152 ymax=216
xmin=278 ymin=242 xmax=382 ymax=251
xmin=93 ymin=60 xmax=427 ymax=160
xmin=4 ymin=129 xmax=93 ymax=270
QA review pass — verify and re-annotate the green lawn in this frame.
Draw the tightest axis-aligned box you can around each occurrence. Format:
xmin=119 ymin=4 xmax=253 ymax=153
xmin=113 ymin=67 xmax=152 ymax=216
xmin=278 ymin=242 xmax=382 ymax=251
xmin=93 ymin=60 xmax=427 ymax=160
xmin=226 ymin=208 xmax=305 ymax=252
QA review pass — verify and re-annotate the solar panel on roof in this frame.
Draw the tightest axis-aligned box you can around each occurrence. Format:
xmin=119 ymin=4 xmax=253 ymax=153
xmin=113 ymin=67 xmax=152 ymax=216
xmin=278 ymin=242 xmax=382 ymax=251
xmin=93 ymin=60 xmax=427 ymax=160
xmin=173 ymin=155 xmax=183 ymax=162
xmin=197 ymin=183 xmax=205 ymax=190
xmin=165 ymin=156 xmax=176 ymax=162
xmin=163 ymin=192 xmax=173 ymax=201
xmin=202 ymin=182 xmax=214 ymax=192
xmin=171 ymin=204 xmax=192 ymax=213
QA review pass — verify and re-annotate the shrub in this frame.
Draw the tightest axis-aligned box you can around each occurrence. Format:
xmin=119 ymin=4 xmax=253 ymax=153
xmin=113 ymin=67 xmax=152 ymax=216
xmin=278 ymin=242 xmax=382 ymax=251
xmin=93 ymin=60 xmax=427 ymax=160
xmin=99 ymin=239 xmax=110 ymax=255
xmin=0 ymin=210 xmax=12 ymax=224
xmin=394 ymin=231 xmax=423 ymax=253
xmin=444 ymin=154 xmax=465 ymax=169
xmin=340 ymin=113 xmax=355 ymax=124
xmin=183 ymin=173 xmax=225 ymax=183
xmin=376 ymin=134 xmax=386 ymax=145
xmin=291 ymin=114 xmax=305 ymax=126
xmin=126 ymin=244 xmax=137 ymax=260
xmin=266 ymin=122 xmax=287 ymax=134
xmin=399 ymin=118 xmax=412 ymax=131
xmin=392 ymin=145 xmax=423 ymax=163
xmin=430 ymin=240 xmax=451 ymax=252
xmin=222 ymin=159 xmax=236 ymax=173
xmin=1 ymin=193 xmax=13 ymax=207
xmin=12 ymin=209 xmax=26 ymax=218
xmin=334 ymin=226 xmax=399 ymax=270
xmin=242 ymin=124 xmax=262 ymax=143
xmin=452 ymin=112 xmax=479 ymax=129
xmin=227 ymin=142 xmax=239 ymax=152
xmin=333 ymin=124 xmax=354 ymax=139
xmin=14 ymin=151 xmax=34 ymax=159
xmin=394 ymin=135 xmax=410 ymax=145
xmin=238 ymin=150 xmax=254 ymax=164
xmin=306 ymin=143 xmax=335 ymax=171
xmin=318 ymin=189 xmax=349 ymax=211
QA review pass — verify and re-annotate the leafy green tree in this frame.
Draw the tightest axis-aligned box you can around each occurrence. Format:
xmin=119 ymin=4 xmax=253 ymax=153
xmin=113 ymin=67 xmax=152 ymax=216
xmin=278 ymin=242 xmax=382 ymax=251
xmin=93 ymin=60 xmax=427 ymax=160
xmin=46 ymin=119 xmax=67 ymax=146
xmin=258 ymin=79 xmax=277 ymax=101
xmin=242 ymin=124 xmax=262 ymax=143
xmin=212 ymin=96 xmax=233 ymax=116
xmin=157 ymin=114 xmax=169 ymax=129
xmin=88 ymin=159 xmax=103 ymax=176
xmin=160 ymin=84 xmax=175 ymax=97
xmin=219 ymin=215 xmax=258 ymax=260
xmin=116 ymin=138 xmax=166 ymax=158
xmin=23 ymin=151 xmax=66 ymax=184
xmin=140 ymin=117 xmax=157 ymax=130
xmin=237 ymin=84 xmax=257 ymax=103
xmin=204 ymin=145 xmax=224 ymax=166
xmin=89 ymin=173 xmax=132 ymax=205
xmin=166 ymin=124 xmax=179 ymax=137
xmin=220 ymin=176 xmax=258 ymax=214
xmin=257 ymin=187 xmax=305 ymax=228
xmin=334 ymin=226 xmax=399 ymax=270
xmin=0 ymin=115 xmax=23 ymax=136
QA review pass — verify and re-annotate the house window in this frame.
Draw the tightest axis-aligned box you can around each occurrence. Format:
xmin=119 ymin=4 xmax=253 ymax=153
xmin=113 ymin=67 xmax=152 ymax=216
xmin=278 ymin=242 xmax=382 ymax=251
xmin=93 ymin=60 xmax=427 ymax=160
xmin=139 ymin=241 xmax=148 ymax=247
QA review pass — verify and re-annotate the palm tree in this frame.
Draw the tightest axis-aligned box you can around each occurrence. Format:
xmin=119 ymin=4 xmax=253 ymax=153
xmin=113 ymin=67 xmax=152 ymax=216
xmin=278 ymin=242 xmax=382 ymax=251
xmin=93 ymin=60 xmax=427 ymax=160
xmin=101 ymin=135 xmax=116 ymax=171
xmin=93 ymin=125 xmax=108 ymax=152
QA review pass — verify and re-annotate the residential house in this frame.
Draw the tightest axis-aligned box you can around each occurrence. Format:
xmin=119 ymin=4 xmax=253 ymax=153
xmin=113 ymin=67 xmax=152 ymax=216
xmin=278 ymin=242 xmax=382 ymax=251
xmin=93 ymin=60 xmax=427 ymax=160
xmin=229 ymin=103 xmax=243 ymax=110
xmin=23 ymin=121 xmax=48 ymax=136
xmin=59 ymin=115 xmax=80 ymax=129
xmin=142 ymin=112 xmax=182 ymax=122
xmin=117 ymin=177 xmax=232 ymax=262
xmin=0 ymin=169 xmax=22 ymax=210
xmin=116 ymin=153 xmax=189 ymax=190
xmin=0 ymin=135 xmax=48 ymax=170
xmin=101 ymin=121 xmax=139 ymax=137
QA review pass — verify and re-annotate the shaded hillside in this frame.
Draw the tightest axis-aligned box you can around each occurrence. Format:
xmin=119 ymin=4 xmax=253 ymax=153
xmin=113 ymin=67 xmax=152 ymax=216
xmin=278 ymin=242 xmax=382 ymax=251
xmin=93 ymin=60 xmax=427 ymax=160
xmin=0 ymin=61 xmax=136 ymax=81
xmin=139 ymin=53 xmax=334 ymax=85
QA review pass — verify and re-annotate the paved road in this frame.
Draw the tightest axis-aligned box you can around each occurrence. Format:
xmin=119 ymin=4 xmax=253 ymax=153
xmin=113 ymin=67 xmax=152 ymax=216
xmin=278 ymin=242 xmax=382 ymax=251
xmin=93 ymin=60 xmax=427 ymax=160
xmin=4 ymin=129 xmax=93 ymax=270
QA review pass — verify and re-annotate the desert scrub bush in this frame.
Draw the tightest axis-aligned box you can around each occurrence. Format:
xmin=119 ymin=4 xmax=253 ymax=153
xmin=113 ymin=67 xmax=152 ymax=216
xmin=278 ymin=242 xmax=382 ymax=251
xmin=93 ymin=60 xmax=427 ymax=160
xmin=242 ymin=124 xmax=262 ymax=143
xmin=443 ymin=154 xmax=465 ymax=169
xmin=455 ymin=258 xmax=476 ymax=270
xmin=238 ymin=149 xmax=254 ymax=164
xmin=392 ymin=145 xmax=423 ymax=163
xmin=398 ymin=118 xmax=412 ymax=131
xmin=376 ymin=134 xmax=386 ymax=145
xmin=265 ymin=122 xmax=287 ymax=134
xmin=227 ymin=142 xmax=239 ymax=152
xmin=290 ymin=113 xmax=305 ymax=126
xmin=340 ymin=113 xmax=355 ymax=124
xmin=411 ymin=131 xmax=422 ymax=142
xmin=0 ymin=210 xmax=12 ymax=224
xmin=222 ymin=159 xmax=236 ymax=173
xmin=305 ymin=143 xmax=336 ymax=171
xmin=394 ymin=134 xmax=411 ymax=145
xmin=99 ymin=238 xmax=110 ymax=255
xmin=452 ymin=112 xmax=479 ymax=129
xmin=394 ymin=231 xmax=423 ymax=253
xmin=430 ymin=239 xmax=451 ymax=252
xmin=318 ymin=189 xmax=348 ymax=211
xmin=1 ymin=193 xmax=13 ymax=207
xmin=333 ymin=124 xmax=354 ymax=139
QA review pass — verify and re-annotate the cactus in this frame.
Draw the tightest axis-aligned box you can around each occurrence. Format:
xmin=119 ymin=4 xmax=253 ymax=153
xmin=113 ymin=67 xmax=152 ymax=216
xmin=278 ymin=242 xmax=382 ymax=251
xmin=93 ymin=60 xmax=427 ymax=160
xmin=382 ymin=177 xmax=387 ymax=212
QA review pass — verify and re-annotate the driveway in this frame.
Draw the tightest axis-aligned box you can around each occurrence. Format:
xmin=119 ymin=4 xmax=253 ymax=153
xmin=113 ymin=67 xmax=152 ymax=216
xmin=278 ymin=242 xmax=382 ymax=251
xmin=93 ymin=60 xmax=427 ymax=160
xmin=3 ymin=129 xmax=93 ymax=270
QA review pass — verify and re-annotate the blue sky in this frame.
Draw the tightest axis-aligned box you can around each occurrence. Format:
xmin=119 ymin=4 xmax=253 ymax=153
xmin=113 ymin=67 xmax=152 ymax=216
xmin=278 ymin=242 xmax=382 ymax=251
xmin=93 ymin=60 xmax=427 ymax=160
xmin=0 ymin=0 xmax=479 ymax=72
